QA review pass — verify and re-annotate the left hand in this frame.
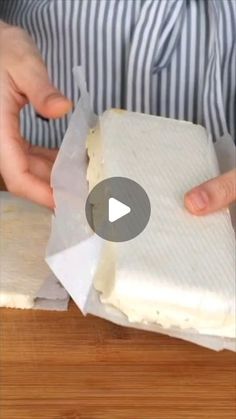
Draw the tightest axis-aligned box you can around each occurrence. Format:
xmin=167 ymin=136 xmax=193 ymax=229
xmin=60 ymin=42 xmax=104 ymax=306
xmin=184 ymin=169 xmax=236 ymax=215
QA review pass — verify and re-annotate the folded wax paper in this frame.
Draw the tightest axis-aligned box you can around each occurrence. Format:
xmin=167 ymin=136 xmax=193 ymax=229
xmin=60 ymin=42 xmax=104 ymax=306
xmin=46 ymin=67 xmax=236 ymax=351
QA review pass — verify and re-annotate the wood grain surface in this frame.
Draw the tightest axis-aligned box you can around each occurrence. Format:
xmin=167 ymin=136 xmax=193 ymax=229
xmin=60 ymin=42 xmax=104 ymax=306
xmin=1 ymin=301 xmax=236 ymax=419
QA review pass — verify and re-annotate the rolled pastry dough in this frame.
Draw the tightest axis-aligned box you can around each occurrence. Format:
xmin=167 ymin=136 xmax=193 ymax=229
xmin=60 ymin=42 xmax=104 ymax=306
xmin=87 ymin=110 xmax=235 ymax=338
xmin=0 ymin=193 xmax=52 ymax=308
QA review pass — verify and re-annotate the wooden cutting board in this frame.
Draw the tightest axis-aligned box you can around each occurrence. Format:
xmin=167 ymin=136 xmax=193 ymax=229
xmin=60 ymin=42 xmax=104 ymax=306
xmin=1 ymin=300 xmax=236 ymax=419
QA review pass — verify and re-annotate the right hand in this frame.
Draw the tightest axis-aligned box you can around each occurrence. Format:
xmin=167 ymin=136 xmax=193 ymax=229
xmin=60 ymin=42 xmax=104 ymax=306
xmin=0 ymin=21 xmax=72 ymax=208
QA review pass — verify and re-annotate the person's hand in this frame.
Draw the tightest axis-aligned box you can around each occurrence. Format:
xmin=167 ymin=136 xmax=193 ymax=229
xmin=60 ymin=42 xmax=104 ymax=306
xmin=0 ymin=21 xmax=72 ymax=208
xmin=185 ymin=169 xmax=236 ymax=215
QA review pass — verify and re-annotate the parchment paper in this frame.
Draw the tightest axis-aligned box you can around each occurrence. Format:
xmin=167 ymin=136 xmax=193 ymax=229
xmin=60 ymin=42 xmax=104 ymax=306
xmin=46 ymin=67 xmax=236 ymax=351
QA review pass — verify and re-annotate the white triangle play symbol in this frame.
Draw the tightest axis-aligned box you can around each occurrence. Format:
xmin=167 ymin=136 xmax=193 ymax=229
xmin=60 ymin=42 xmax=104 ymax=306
xmin=108 ymin=197 xmax=131 ymax=223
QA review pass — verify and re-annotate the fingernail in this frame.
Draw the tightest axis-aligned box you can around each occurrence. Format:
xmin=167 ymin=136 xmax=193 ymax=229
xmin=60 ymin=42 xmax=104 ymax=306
xmin=188 ymin=190 xmax=209 ymax=211
xmin=47 ymin=91 xmax=65 ymax=101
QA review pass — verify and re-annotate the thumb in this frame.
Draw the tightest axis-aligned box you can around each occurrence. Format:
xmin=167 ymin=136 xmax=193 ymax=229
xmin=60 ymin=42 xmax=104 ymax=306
xmin=184 ymin=169 xmax=236 ymax=215
xmin=33 ymin=87 xmax=73 ymax=119
xmin=16 ymin=57 xmax=72 ymax=119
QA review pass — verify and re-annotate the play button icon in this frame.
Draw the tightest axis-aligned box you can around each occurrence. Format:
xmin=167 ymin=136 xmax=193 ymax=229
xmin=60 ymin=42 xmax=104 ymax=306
xmin=85 ymin=177 xmax=151 ymax=242
xmin=108 ymin=198 xmax=131 ymax=222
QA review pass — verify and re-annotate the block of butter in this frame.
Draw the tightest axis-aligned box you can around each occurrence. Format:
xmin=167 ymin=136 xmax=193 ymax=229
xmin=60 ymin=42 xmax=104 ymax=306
xmin=87 ymin=110 xmax=236 ymax=338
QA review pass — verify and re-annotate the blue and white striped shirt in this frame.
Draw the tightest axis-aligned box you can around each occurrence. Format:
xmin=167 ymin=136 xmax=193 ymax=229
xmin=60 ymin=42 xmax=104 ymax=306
xmin=1 ymin=0 xmax=235 ymax=147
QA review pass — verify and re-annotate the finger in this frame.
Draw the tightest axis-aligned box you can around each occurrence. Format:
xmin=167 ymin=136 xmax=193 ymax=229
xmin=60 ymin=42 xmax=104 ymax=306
xmin=29 ymin=146 xmax=59 ymax=162
xmin=0 ymin=84 xmax=54 ymax=208
xmin=2 ymin=148 xmax=54 ymax=208
xmin=28 ymin=154 xmax=53 ymax=183
xmin=1 ymin=137 xmax=54 ymax=208
xmin=13 ymin=171 xmax=54 ymax=208
xmin=10 ymin=52 xmax=72 ymax=119
xmin=184 ymin=169 xmax=236 ymax=215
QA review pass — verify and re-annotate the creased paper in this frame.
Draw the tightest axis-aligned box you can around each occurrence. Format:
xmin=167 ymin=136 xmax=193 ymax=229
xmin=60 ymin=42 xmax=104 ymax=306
xmin=46 ymin=67 xmax=236 ymax=351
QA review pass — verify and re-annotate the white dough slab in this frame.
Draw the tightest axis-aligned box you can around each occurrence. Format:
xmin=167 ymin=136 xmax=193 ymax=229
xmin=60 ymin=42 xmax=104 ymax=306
xmin=87 ymin=110 xmax=235 ymax=338
xmin=46 ymin=67 xmax=236 ymax=350
xmin=0 ymin=192 xmax=69 ymax=310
